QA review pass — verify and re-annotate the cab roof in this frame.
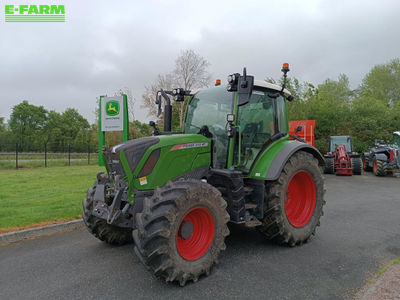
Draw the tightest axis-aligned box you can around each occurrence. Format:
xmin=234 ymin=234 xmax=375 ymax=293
xmin=254 ymin=80 xmax=291 ymax=97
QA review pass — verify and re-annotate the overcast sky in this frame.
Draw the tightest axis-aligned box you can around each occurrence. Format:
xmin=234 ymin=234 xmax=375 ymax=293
xmin=1 ymin=0 xmax=399 ymax=124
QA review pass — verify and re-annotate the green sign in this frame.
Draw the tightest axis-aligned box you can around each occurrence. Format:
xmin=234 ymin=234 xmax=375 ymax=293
xmin=4 ymin=4 xmax=65 ymax=22
xmin=98 ymin=95 xmax=129 ymax=166
xmin=105 ymin=100 xmax=120 ymax=116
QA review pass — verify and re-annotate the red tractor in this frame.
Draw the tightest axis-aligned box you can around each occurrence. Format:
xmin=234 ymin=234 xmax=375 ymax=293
xmin=324 ymin=136 xmax=362 ymax=175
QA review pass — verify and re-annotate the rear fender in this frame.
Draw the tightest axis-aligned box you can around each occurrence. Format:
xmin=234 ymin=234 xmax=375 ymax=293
xmin=375 ymin=153 xmax=388 ymax=162
xmin=249 ymin=140 xmax=325 ymax=181
xmin=265 ymin=141 xmax=325 ymax=181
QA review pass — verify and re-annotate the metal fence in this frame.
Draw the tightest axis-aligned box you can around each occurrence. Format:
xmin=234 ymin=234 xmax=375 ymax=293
xmin=0 ymin=143 xmax=98 ymax=169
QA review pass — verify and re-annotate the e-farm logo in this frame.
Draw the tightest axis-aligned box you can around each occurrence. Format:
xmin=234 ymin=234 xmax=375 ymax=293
xmin=4 ymin=4 xmax=65 ymax=22
xmin=105 ymin=101 xmax=120 ymax=116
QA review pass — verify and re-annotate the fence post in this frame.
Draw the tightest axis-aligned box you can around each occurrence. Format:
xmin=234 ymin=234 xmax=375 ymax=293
xmin=88 ymin=144 xmax=90 ymax=165
xmin=16 ymin=143 xmax=18 ymax=169
xmin=44 ymin=143 xmax=47 ymax=168
xmin=68 ymin=144 xmax=71 ymax=166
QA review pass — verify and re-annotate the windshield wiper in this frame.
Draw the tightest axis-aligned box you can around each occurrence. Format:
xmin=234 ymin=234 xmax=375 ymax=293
xmin=189 ymin=124 xmax=202 ymax=130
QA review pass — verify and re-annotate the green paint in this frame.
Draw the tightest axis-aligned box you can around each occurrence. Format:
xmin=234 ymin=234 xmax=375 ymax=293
xmin=247 ymin=136 xmax=291 ymax=179
xmin=122 ymin=94 xmax=129 ymax=142
xmin=227 ymin=93 xmax=239 ymax=168
xmin=98 ymin=96 xmax=106 ymax=166
xmin=105 ymin=100 xmax=120 ymax=116
xmin=120 ymin=151 xmax=134 ymax=202
xmin=116 ymin=134 xmax=211 ymax=191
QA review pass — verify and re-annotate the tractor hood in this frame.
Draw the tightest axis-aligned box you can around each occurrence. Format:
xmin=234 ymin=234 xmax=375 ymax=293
xmin=104 ymin=134 xmax=212 ymax=190
xmin=111 ymin=137 xmax=160 ymax=175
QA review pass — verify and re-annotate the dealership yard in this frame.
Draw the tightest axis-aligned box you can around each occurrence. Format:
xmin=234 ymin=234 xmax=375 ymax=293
xmin=0 ymin=172 xmax=399 ymax=299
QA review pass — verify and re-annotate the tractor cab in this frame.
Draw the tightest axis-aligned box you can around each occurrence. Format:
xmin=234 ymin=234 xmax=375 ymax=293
xmin=328 ymin=136 xmax=352 ymax=153
xmin=393 ymin=132 xmax=400 ymax=148
xmin=184 ymin=81 xmax=290 ymax=172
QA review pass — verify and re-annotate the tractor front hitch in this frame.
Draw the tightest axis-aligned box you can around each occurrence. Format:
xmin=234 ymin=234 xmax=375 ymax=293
xmin=91 ymin=174 xmax=133 ymax=228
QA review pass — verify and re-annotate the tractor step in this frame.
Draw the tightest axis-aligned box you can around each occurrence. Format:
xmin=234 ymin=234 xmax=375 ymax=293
xmin=244 ymin=186 xmax=254 ymax=196
xmin=244 ymin=219 xmax=262 ymax=227
xmin=245 ymin=203 xmax=257 ymax=209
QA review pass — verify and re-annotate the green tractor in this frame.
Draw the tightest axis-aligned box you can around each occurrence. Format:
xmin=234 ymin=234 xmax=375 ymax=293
xmin=83 ymin=64 xmax=326 ymax=286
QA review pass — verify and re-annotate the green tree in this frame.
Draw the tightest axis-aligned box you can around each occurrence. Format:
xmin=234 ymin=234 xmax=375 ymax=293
xmin=350 ymin=96 xmax=391 ymax=152
xmin=266 ymin=77 xmax=317 ymax=120
xmin=360 ymin=58 xmax=400 ymax=106
xmin=9 ymin=101 xmax=48 ymax=151
xmin=307 ymin=75 xmax=353 ymax=152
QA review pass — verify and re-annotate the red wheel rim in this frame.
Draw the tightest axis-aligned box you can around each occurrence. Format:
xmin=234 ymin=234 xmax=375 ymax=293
xmin=285 ymin=171 xmax=316 ymax=228
xmin=373 ymin=160 xmax=377 ymax=173
xmin=176 ymin=207 xmax=215 ymax=261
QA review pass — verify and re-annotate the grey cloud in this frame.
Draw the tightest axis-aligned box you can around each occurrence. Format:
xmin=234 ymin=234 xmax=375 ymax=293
xmin=1 ymin=0 xmax=399 ymax=124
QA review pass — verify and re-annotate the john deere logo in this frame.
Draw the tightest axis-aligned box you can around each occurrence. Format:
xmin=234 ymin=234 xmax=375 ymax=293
xmin=106 ymin=101 xmax=120 ymax=116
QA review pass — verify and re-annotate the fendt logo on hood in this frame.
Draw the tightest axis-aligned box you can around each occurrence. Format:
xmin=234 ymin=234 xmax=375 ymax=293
xmin=105 ymin=101 xmax=120 ymax=116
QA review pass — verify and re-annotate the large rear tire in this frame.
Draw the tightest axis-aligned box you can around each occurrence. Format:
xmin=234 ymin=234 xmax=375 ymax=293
xmin=82 ymin=183 xmax=133 ymax=245
xmin=373 ymin=158 xmax=387 ymax=176
xmin=351 ymin=157 xmax=362 ymax=175
xmin=324 ymin=157 xmax=334 ymax=174
xmin=132 ymin=179 xmax=229 ymax=286
xmin=258 ymin=151 xmax=325 ymax=246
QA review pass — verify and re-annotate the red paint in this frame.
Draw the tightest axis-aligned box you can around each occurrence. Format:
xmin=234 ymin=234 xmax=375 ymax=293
xmin=389 ymin=150 xmax=394 ymax=162
xmin=176 ymin=207 xmax=215 ymax=261
xmin=289 ymin=120 xmax=316 ymax=146
xmin=332 ymin=144 xmax=353 ymax=176
xmin=170 ymin=142 xmax=208 ymax=151
xmin=285 ymin=170 xmax=316 ymax=227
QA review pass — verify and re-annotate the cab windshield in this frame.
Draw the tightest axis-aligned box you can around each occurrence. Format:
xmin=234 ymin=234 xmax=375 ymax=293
xmin=330 ymin=136 xmax=352 ymax=152
xmin=185 ymin=86 xmax=233 ymax=168
xmin=393 ymin=134 xmax=400 ymax=147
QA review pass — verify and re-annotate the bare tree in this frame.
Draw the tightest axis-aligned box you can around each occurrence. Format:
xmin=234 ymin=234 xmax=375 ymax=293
xmin=141 ymin=73 xmax=175 ymax=118
xmin=117 ymin=87 xmax=135 ymax=123
xmin=173 ymin=50 xmax=211 ymax=127
xmin=141 ymin=49 xmax=212 ymax=129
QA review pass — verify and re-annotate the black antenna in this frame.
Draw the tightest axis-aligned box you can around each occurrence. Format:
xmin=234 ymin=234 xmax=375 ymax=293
xmin=281 ymin=63 xmax=290 ymax=92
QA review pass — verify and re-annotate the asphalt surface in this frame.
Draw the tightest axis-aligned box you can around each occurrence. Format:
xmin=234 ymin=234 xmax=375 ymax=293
xmin=1 ymin=172 xmax=399 ymax=300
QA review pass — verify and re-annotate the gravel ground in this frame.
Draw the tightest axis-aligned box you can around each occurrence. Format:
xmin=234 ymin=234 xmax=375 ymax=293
xmin=356 ymin=261 xmax=400 ymax=300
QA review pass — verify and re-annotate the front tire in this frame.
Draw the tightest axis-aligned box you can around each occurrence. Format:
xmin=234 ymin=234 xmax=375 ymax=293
xmin=324 ymin=157 xmax=334 ymax=174
xmin=373 ymin=158 xmax=387 ymax=176
xmin=351 ymin=157 xmax=362 ymax=175
xmin=132 ymin=179 xmax=229 ymax=286
xmin=258 ymin=151 xmax=325 ymax=246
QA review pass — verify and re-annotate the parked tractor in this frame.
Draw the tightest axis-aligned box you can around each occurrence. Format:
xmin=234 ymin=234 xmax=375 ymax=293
xmin=83 ymin=64 xmax=326 ymax=286
xmin=324 ymin=136 xmax=362 ymax=175
xmin=363 ymin=132 xmax=400 ymax=176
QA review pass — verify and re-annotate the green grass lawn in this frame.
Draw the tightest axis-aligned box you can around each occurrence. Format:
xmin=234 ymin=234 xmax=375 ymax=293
xmin=0 ymin=165 xmax=103 ymax=229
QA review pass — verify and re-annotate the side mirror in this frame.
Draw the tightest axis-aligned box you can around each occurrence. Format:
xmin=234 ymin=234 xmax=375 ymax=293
xmin=227 ymin=67 xmax=254 ymax=106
